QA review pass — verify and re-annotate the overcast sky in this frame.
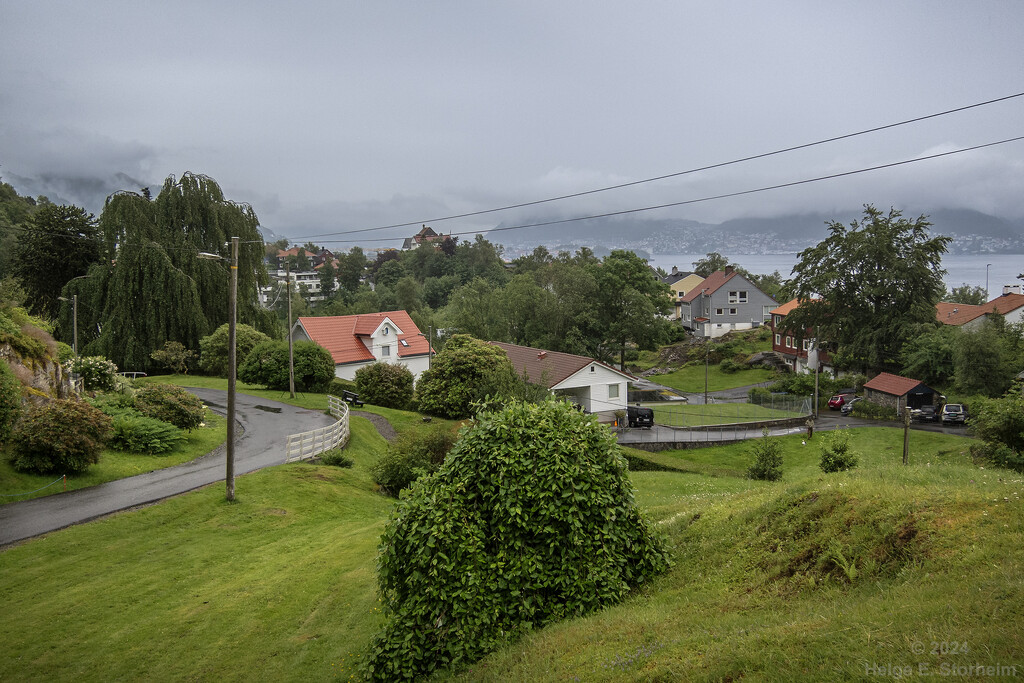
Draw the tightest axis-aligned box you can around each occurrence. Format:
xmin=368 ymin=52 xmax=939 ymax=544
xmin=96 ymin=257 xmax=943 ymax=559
xmin=2 ymin=1 xmax=1022 ymax=248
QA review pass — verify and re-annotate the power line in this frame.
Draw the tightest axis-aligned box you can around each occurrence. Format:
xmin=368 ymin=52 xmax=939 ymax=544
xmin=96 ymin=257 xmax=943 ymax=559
xmin=311 ymin=134 xmax=1024 ymax=246
xmin=290 ymin=91 xmax=1024 ymax=241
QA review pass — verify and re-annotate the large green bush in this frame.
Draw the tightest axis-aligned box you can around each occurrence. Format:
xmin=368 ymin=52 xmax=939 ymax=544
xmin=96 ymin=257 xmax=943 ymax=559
xmin=415 ymin=334 xmax=518 ymax=419
xmin=0 ymin=359 xmax=22 ymax=443
xmin=369 ymin=422 xmax=459 ymax=496
xmin=237 ymin=340 xmax=334 ymax=392
xmin=68 ymin=355 xmax=118 ymax=391
xmin=362 ymin=400 xmax=671 ymax=680
xmin=968 ymin=393 xmax=1024 ymax=472
xmin=133 ymin=384 xmax=205 ymax=431
xmin=10 ymin=399 xmax=112 ymax=474
xmin=198 ymin=323 xmax=271 ymax=377
xmin=109 ymin=415 xmax=185 ymax=454
xmin=354 ymin=362 xmax=414 ymax=409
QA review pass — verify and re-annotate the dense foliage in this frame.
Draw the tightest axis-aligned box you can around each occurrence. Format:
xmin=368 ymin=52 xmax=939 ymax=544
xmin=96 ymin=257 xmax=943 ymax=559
xmin=109 ymin=415 xmax=186 ymax=454
xmin=69 ymin=355 xmax=119 ymax=391
xmin=10 ymin=399 xmax=112 ymax=474
xmin=369 ymin=422 xmax=459 ymax=496
xmin=60 ymin=173 xmax=274 ymax=370
xmin=968 ymin=392 xmax=1024 ymax=472
xmin=150 ymin=341 xmax=195 ymax=375
xmin=363 ymin=400 xmax=671 ymax=680
xmin=747 ymin=427 xmax=783 ymax=480
xmin=354 ymin=361 xmax=414 ymax=409
xmin=415 ymin=335 xmax=518 ymax=419
xmin=819 ymin=429 xmax=859 ymax=473
xmin=784 ymin=206 xmax=951 ymax=375
xmin=198 ymin=323 xmax=271 ymax=377
xmin=0 ymin=359 xmax=21 ymax=443
xmin=133 ymin=384 xmax=205 ymax=431
xmin=237 ymin=340 xmax=334 ymax=392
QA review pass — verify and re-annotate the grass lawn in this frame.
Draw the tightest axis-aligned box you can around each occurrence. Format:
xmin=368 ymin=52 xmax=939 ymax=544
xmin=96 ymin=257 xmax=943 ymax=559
xmin=0 ymin=409 xmax=226 ymax=504
xmin=3 ymin=417 xmax=1022 ymax=681
xmin=649 ymin=364 xmax=777 ymax=393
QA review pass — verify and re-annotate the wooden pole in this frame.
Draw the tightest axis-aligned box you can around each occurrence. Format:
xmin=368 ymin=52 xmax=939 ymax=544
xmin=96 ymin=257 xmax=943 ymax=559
xmin=227 ymin=237 xmax=238 ymax=501
xmin=286 ymin=260 xmax=295 ymax=398
xmin=72 ymin=294 xmax=78 ymax=357
xmin=903 ymin=406 xmax=911 ymax=466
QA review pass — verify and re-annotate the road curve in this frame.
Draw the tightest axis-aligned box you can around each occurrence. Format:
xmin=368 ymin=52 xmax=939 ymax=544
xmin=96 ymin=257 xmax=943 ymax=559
xmin=0 ymin=389 xmax=336 ymax=547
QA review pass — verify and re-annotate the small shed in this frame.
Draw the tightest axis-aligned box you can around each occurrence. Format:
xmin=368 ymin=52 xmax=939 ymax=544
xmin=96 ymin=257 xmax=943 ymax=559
xmin=863 ymin=372 xmax=938 ymax=415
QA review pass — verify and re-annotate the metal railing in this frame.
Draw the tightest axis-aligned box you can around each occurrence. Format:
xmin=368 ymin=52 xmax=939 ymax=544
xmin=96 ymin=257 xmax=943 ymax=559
xmin=284 ymin=394 xmax=350 ymax=462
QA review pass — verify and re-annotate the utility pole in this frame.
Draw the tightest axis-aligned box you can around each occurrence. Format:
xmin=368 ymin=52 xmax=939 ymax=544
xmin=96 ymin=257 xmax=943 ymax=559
xmin=286 ymin=260 xmax=295 ymax=398
xmin=902 ymin=407 xmax=911 ymax=466
xmin=428 ymin=325 xmax=433 ymax=369
xmin=226 ymin=236 xmax=238 ymax=502
xmin=72 ymin=294 xmax=78 ymax=357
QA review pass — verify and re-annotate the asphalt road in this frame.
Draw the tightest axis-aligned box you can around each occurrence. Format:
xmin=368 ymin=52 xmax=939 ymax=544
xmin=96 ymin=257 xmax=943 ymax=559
xmin=0 ymin=388 xmax=335 ymax=547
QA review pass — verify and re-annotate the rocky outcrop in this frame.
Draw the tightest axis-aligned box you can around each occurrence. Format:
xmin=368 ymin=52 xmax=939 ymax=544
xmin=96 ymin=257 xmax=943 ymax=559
xmin=0 ymin=343 xmax=72 ymax=403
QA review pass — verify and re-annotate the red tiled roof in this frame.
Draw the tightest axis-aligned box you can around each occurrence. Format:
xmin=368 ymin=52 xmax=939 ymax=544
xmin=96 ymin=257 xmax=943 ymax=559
xmin=987 ymin=293 xmax=1024 ymax=315
xmin=863 ymin=372 xmax=925 ymax=397
xmin=770 ymin=298 xmax=801 ymax=316
xmin=296 ymin=311 xmax=430 ymax=365
xmin=679 ymin=270 xmax=739 ymax=303
xmin=935 ymin=302 xmax=988 ymax=327
xmin=488 ymin=342 xmax=633 ymax=389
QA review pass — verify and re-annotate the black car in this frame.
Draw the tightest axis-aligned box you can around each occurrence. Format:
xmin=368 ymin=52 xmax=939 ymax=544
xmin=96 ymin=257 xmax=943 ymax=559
xmin=913 ymin=405 xmax=938 ymax=422
xmin=627 ymin=405 xmax=654 ymax=428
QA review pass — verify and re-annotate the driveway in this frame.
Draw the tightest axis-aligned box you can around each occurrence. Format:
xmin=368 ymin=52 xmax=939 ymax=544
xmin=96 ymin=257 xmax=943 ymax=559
xmin=0 ymin=389 xmax=336 ymax=547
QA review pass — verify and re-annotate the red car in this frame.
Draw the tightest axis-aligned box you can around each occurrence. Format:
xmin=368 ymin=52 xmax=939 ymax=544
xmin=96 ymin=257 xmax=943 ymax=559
xmin=828 ymin=394 xmax=855 ymax=410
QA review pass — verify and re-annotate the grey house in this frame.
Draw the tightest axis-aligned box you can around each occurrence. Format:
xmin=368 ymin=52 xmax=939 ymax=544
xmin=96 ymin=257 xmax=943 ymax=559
xmin=677 ymin=266 xmax=777 ymax=338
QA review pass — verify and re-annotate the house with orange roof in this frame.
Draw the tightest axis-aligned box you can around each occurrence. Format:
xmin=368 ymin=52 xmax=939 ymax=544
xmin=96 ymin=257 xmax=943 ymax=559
xmin=678 ymin=266 xmax=777 ymax=338
xmin=290 ymin=310 xmax=433 ymax=381
xmin=488 ymin=341 xmax=635 ymax=419
xmin=769 ymin=298 xmax=834 ymax=375
xmin=863 ymin=372 xmax=939 ymax=415
xmin=936 ymin=286 xmax=1024 ymax=330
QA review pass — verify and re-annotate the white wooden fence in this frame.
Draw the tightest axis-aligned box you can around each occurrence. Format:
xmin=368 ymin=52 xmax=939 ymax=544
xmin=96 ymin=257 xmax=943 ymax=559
xmin=284 ymin=394 xmax=351 ymax=463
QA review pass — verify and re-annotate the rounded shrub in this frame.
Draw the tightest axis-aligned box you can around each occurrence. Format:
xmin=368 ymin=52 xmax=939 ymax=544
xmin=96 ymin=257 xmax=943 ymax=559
xmin=10 ymin=399 xmax=112 ymax=474
xmin=354 ymin=362 xmax=414 ymax=409
xmin=819 ymin=428 xmax=858 ymax=473
xmin=238 ymin=340 xmax=335 ymax=392
xmin=0 ymin=359 xmax=22 ymax=444
xmin=133 ymin=384 xmax=205 ymax=431
xmin=362 ymin=399 xmax=671 ymax=681
xmin=198 ymin=323 xmax=271 ymax=377
xmin=68 ymin=355 xmax=118 ymax=391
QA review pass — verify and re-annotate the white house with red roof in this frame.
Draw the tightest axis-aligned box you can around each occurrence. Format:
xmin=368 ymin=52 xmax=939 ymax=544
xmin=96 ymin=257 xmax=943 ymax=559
xmin=678 ymin=266 xmax=777 ymax=338
xmin=936 ymin=286 xmax=1024 ymax=331
xmin=290 ymin=310 xmax=433 ymax=381
xmin=488 ymin=341 xmax=634 ymax=419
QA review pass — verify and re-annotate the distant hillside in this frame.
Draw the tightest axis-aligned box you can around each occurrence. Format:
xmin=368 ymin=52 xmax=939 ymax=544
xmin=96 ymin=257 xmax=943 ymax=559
xmin=490 ymin=207 xmax=1024 ymax=255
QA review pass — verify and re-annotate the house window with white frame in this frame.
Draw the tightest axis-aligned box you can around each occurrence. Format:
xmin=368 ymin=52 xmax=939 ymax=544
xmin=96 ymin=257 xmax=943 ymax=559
xmin=786 ymin=336 xmax=793 ymax=348
xmin=729 ymin=308 xmax=738 ymax=315
xmin=715 ymin=307 xmax=724 ymax=315
xmin=381 ymin=345 xmax=390 ymax=357
xmin=802 ymin=339 xmax=811 ymax=351
xmin=775 ymin=333 xmax=781 ymax=345
xmin=608 ymin=383 xmax=619 ymax=399
xmin=728 ymin=290 xmax=749 ymax=304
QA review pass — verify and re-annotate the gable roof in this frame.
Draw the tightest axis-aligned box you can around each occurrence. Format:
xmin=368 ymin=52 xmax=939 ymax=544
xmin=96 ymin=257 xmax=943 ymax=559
xmin=863 ymin=372 xmax=928 ymax=397
xmin=935 ymin=302 xmax=988 ymax=326
xmin=295 ymin=310 xmax=430 ymax=365
xmin=664 ymin=271 xmax=697 ymax=285
xmin=679 ymin=269 xmax=740 ymax=303
xmin=770 ymin=298 xmax=802 ymax=316
xmin=987 ymin=292 xmax=1024 ymax=315
xmin=488 ymin=342 xmax=634 ymax=389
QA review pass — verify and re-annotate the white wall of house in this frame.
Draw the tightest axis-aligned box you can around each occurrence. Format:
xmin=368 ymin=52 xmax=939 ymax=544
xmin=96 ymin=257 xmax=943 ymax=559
xmin=553 ymin=362 xmax=629 ymax=415
xmin=334 ymin=356 xmax=430 ymax=382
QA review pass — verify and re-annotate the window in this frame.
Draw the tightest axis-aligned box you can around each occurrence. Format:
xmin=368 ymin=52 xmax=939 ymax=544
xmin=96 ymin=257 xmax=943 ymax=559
xmin=729 ymin=308 xmax=738 ymax=315
xmin=715 ymin=308 xmax=724 ymax=316
xmin=381 ymin=345 xmax=390 ymax=357
xmin=775 ymin=334 xmax=781 ymax=345
xmin=382 ymin=326 xmax=390 ymax=336
xmin=802 ymin=339 xmax=811 ymax=351
xmin=786 ymin=336 xmax=793 ymax=348
xmin=400 ymin=339 xmax=409 ymax=347
xmin=608 ymin=383 xmax=619 ymax=399
xmin=728 ymin=290 xmax=749 ymax=304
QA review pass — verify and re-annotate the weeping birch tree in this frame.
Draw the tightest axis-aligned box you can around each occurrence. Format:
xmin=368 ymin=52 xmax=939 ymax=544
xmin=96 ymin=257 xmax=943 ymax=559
xmin=62 ymin=173 xmax=272 ymax=370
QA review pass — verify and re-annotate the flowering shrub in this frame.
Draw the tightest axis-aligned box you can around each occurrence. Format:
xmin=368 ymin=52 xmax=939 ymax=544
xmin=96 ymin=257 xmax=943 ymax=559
xmin=69 ymin=355 xmax=119 ymax=391
xmin=10 ymin=399 xmax=112 ymax=474
xmin=133 ymin=384 xmax=205 ymax=431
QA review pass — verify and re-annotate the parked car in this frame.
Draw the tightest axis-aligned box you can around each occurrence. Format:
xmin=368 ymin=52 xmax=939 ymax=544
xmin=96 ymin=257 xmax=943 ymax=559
xmin=840 ymin=397 xmax=862 ymax=416
xmin=627 ymin=405 xmax=654 ymax=429
xmin=912 ymin=405 xmax=938 ymax=422
xmin=828 ymin=393 xmax=855 ymax=410
xmin=940 ymin=403 xmax=969 ymax=425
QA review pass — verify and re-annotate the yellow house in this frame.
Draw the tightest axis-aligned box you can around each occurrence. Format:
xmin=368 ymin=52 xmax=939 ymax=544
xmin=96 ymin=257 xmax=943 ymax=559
xmin=664 ymin=268 xmax=705 ymax=320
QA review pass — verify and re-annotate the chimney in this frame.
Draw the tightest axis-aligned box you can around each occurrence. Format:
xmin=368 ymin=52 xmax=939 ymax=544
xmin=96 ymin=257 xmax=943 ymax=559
xmin=671 ymin=266 xmax=678 ymax=275
xmin=1003 ymin=285 xmax=1022 ymax=296
xmin=537 ymin=351 xmax=547 ymax=360
xmin=724 ymin=265 xmax=735 ymax=274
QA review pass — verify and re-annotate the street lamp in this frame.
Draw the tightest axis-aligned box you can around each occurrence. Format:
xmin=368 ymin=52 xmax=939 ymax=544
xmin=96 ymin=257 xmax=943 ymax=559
xmin=199 ymin=238 xmax=239 ymax=502
xmin=986 ymin=263 xmax=993 ymax=300
xmin=57 ymin=295 xmax=78 ymax=356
